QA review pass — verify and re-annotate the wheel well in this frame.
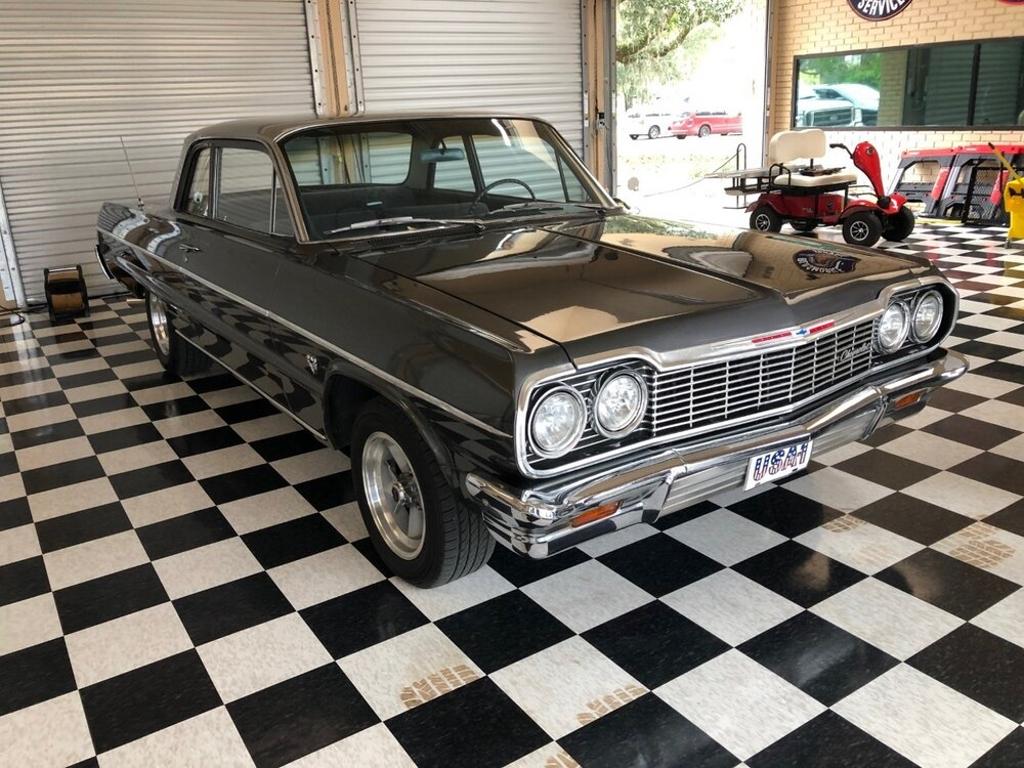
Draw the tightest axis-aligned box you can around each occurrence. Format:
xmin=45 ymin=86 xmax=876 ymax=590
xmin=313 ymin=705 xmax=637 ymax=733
xmin=323 ymin=374 xmax=377 ymax=450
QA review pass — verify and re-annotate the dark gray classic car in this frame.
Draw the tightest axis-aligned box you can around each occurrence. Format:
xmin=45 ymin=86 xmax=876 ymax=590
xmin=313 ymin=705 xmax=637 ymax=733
xmin=96 ymin=114 xmax=966 ymax=586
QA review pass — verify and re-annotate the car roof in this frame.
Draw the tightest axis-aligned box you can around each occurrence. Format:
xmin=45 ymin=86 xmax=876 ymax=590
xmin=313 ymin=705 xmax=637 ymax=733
xmin=186 ymin=113 xmax=549 ymax=144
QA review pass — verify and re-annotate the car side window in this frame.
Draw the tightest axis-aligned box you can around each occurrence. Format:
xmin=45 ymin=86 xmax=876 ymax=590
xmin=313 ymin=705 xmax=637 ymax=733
xmin=216 ymin=147 xmax=278 ymax=233
xmin=186 ymin=148 xmax=212 ymax=216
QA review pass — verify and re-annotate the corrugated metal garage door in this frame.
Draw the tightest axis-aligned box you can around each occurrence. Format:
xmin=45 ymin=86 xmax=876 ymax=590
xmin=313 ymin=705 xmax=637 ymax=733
xmin=351 ymin=0 xmax=585 ymax=154
xmin=0 ymin=0 xmax=315 ymax=303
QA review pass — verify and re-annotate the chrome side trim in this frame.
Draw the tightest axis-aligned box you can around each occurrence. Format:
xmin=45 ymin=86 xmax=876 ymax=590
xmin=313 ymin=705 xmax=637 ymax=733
xmin=177 ymin=331 xmax=328 ymax=442
xmin=95 ymin=244 xmax=114 ymax=281
xmin=100 ymin=229 xmax=511 ymax=439
xmin=513 ymin=274 xmax=958 ymax=478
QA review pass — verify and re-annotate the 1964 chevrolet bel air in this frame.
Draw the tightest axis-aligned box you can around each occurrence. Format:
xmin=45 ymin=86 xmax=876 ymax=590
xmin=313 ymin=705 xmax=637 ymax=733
xmin=96 ymin=114 xmax=966 ymax=586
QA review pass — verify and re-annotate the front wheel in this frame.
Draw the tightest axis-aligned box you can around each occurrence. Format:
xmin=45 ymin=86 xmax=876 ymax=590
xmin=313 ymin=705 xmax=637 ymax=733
xmin=352 ymin=398 xmax=494 ymax=587
xmin=883 ymin=207 xmax=915 ymax=241
xmin=629 ymin=134 xmax=638 ymax=140
xmin=750 ymin=205 xmax=782 ymax=233
xmin=647 ymin=125 xmax=660 ymax=139
xmin=146 ymin=291 xmax=208 ymax=376
xmin=675 ymin=134 xmax=686 ymax=140
xmin=842 ymin=211 xmax=882 ymax=247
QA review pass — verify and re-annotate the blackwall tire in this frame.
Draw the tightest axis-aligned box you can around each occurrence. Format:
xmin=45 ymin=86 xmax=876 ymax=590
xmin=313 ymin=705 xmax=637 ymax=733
xmin=146 ymin=292 xmax=207 ymax=376
xmin=647 ymin=125 xmax=660 ymax=139
xmin=351 ymin=398 xmax=494 ymax=587
xmin=698 ymin=124 xmax=711 ymax=138
xmin=750 ymin=206 xmax=782 ymax=233
xmin=842 ymin=211 xmax=883 ymax=247
xmin=883 ymin=207 xmax=915 ymax=241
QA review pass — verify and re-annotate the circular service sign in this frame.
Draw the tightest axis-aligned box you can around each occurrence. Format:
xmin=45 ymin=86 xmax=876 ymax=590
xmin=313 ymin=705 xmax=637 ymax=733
xmin=794 ymin=249 xmax=860 ymax=275
xmin=848 ymin=0 xmax=912 ymax=20
xmin=998 ymin=0 xmax=1024 ymax=5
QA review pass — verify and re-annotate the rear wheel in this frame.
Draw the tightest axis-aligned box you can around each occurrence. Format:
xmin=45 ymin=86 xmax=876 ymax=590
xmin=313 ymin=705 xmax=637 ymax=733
xmin=750 ymin=206 xmax=782 ymax=233
xmin=883 ymin=207 xmax=915 ymax=241
xmin=352 ymin=398 xmax=494 ymax=587
xmin=698 ymin=124 xmax=711 ymax=138
xmin=147 ymin=292 xmax=208 ymax=376
xmin=675 ymin=134 xmax=686 ymax=140
xmin=629 ymin=134 xmax=638 ymax=140
xmin=842 ymin=211 xmax=882 ymax=247
xmin=647 ymin=125 xmax=660 ymax=139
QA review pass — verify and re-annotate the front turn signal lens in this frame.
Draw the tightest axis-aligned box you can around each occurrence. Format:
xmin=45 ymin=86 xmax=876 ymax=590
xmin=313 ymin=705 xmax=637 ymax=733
xmin=571 ymin=502 xmax=621 ymax=528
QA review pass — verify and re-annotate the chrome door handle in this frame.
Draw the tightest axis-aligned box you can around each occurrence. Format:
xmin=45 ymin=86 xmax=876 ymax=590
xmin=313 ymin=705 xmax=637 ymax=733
xmin=178 ymin=244 xmax=201 ymax=253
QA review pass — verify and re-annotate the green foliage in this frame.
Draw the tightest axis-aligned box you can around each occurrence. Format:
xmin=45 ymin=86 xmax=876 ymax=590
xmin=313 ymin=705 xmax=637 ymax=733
xmin=799 ymin=52 xmax=882 ymax=89
xmin=616 ymin=0 xmax=742 ymax=106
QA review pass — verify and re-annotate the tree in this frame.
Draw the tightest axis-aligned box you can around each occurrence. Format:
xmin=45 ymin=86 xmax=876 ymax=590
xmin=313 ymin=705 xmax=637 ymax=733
xmin=617 ymin=0 xmax=742 ymax=106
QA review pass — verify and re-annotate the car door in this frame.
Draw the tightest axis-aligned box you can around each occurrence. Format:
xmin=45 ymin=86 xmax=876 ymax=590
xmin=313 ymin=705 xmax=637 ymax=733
xmin=170 ymin=141 xmax=294 ymax=409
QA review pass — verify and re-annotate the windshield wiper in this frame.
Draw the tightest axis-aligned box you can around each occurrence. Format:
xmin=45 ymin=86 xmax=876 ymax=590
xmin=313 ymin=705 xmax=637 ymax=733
xmin=482 ymin=202 xmax=611 ymax=220
xmin=326 ymin=217 xmax=483 ymax=237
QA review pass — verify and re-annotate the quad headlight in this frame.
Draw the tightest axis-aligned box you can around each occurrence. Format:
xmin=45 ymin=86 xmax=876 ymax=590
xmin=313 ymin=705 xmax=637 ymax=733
xmin=529 ymin=387 xmax=586 ymax=457
xmin=876 ymin=302 xmax=910 ymax=352
xmin=594 ymin=372 xmax=648 ymax=438
xmin=912 ymin=290 xmax=943 ymax=342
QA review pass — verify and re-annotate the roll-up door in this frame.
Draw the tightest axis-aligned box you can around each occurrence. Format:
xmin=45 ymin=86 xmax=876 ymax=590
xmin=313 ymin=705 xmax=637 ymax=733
xmin=0 ymin=0 xmax=316 ymax=303
xmin=350 ymin=0 xmax=585 ymax=154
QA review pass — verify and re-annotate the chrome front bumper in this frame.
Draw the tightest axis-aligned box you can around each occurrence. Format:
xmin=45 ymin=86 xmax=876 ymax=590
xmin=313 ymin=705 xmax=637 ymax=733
xmin=466 ymin=349 xmax=968 ymax=558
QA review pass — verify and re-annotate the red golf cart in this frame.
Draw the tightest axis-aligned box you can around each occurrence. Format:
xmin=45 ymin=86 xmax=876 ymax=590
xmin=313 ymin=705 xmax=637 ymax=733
xmin=746 ymin=129 xmax=914 ymax=247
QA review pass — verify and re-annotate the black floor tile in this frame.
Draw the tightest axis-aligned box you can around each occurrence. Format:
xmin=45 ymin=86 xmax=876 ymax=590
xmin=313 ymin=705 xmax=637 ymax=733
xmin=55 ymin=367 xmax=117 ymax=391
xmin=0 ymin=555 xmax=51 ymax=607
xmin=293 ymin=471 xmax=355 ymax=511
xmin=250 ymin=430 xmax=324 ymax=463
xmin=0 ymin=638 xmax=77 ymax=717
xmin=86 ymin=422 xmax=163 ymax=454
xmin=201 ymin=464 xmax=287 ymax=505
xmin=215 ymin=398 xmax=278 ymax=424
xmin=437 ymin=591 xmax=573 ymax=674
xmin=924 ymin=415 xmax=1019 ymax=450
xmin=120 ymin=370 xmax=181 ymax=392
xmin=486 ymin=544 xmax=591 ymax=588
xmin=54 ymin=563 xmax=168 ymax=634
xmin=854 ymin=493 xmax=974 ymax=545
xmin=835 ymin=450 xmax=938 ymax=491
xmin=301 ymin=581 xmax=428 ymax=658
xmin=860 ymin=422 xmax=913 ymax=447
xmin=166 ymin=426 xmax=243 ymax=458
xmin=2 ymin=389 xmax=68 ymax=417
xmin=583 ymin=601 xmax=729 ymax=689
xmin=950 ymin=453 xmax=1024 ymax=496
xmin=387 ymin=677 xmax=548 ymax=768
xmin=955 ymin=340 xmax=1022 ymax=361
xmin=972 ymin=728 xmax=1024 ymax=768
xmin=185 ymin=372 xmax=239 ymax=394
xmin=80 ymin=649 xmax=222 ymax=753
xmin=909 ymin=624 xmax=1024 ymax=722
xmin=739 ymin=612 xmax=898 ymax=706
xmin=0 ymin=367 xmax=54 ymax=390
xmin=561 ymin=693 xmax=738 ymax=768
xmin=0 ymin=451 xmax=17 ymax=477
xmin=985 ymin=499 xmax=1024 ymax=537
xmin=10 ymin=419 xmax=84 ymax=450
xmin=747 ymin=711 xmax=915 ymax=768
xmin=651 ymin=500 xmax=718 ymax=530
xmin=108 ymin=459 xmax=194 ymax=499
xmin=34 ymin=502 xmax=131 ymax=553
xmin=598 ymin=534 xmax=722 ymax=596
xmin=875 ymin=549 xmax=1019 ymax=620
xmin=0 ymin=497 xmax=31 ymax=532
xmin=70 ymin=393 xmax=137 ymax=419
xmin=242 ymin=514 xmax=345 ymax=569
xmin=173 ymin=572 xmax=293 ymax=646
xmin=228 ymin=664 xmax=378 ymax=768
xmin=21 ymin=456 xmax=106 ymax=495
xmin=136 ymin=506 xmax=233 ymax=560
xmin=104 ymin=349 xmax=153 ymax=368
xmin=140 ymin=395 xmax=209 ymax=422
xmin=975 ymin=360 xmax=1024 ymax=386
xmin=728 ymin=487 xmax=842 ymax=537
xmin=733 ymin=541 xmax=866 ymax=608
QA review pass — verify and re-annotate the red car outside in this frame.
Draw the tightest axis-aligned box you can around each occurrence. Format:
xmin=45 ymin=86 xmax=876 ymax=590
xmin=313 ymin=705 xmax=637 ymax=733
xmin=670 ymin=111 xmax=743 ymax=138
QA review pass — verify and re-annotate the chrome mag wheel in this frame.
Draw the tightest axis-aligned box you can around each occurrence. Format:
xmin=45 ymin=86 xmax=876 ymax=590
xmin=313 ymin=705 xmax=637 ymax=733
xmin=361 ymin=431 xmax=426 ymax=560
xmin=148 ymin=293 xmax=171 ymax=357
xmin=849 ymin=219 xmax=870 ymax=242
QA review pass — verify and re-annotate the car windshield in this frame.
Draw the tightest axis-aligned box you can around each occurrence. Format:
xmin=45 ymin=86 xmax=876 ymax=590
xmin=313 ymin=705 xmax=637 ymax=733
xmin=280 ymin=117 xmax=609 ymax=240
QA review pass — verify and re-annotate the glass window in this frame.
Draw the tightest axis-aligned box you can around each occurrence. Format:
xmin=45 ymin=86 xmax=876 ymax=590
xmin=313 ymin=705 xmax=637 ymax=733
xmin=285 ymin=131 xmax=412 ymax=187
xmin=474 ymin=132 xmax=585 ymax=203
xmin=432 ymin=137 xmax=475 ymax=192
xmin=185 ymin=149 xmax=211 ymax=216
xmin=272 ymin=173 xmax=293 ymax=237
xmin=216 ymin=147 xmax=275 ymax=232
xmin=794 ymin=38 xmax=1024 ymax=129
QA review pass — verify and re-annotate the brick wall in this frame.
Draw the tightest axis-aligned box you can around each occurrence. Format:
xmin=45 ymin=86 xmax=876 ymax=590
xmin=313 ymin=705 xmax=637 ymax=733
xmin=770 ymin=0 xmax=1024 ymax=182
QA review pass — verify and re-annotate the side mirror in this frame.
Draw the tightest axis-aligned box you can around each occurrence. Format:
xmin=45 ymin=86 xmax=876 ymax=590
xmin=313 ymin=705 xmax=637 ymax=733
xmin=613 ymin=197 xmax=634 ymax=213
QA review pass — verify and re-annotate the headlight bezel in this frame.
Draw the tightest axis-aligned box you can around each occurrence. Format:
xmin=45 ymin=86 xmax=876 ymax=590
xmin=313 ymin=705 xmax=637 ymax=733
xmin=911 ymin=290 xmax=943 ymax=343
xmin=527 ymin=385 xmax=587 ymax=459
xmin=593 ymin=370 xmax=649 ymax=439
xmin=876 ymin=301 xmax=910 ymax=353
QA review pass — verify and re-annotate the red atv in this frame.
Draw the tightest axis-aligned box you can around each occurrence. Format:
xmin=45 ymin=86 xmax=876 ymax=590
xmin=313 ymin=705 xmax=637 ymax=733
xmin=747 ymin=129 xmax=914 ymax=247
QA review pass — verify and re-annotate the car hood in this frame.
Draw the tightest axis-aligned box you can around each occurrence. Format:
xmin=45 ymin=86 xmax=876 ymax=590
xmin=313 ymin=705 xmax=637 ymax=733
xmin=361 ymin=214 xmax=931 ymax=366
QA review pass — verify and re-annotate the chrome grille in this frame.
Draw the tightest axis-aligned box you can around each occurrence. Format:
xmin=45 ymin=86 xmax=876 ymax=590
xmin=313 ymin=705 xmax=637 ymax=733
xmin=526 ymin=320 xmax=875 ymax=469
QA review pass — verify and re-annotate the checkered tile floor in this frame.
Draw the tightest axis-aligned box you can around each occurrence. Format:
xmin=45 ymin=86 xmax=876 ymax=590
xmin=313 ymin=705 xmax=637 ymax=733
xmin=2 ymin=223 xmax=1024 ymax=768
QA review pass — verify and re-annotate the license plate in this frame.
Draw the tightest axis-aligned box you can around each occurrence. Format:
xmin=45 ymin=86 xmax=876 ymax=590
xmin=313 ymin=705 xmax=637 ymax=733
xmin=744 ymin=439 xmax=813 ymax=490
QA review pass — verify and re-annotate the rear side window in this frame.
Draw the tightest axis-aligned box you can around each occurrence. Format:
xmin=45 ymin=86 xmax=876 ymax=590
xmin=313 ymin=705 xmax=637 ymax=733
xmin=185 ymin=149 xmax=212 ymax=216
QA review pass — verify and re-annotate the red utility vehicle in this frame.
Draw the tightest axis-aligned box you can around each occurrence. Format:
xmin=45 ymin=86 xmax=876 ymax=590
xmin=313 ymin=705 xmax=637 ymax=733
xmin=670 ymin=111 xmax=743 ymax=138
xmin=747 ymin=129 xmax=914 ymax=247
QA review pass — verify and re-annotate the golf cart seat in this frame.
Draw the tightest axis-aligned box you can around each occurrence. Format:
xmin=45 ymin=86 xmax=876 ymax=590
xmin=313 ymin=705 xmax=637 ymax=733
xmin=768 ymin=129 xmax=858 ymax=189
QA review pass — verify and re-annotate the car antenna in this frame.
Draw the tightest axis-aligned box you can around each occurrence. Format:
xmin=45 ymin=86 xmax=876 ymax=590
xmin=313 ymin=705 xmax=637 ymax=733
xmin=119 ymin=136 xmax=145 ymax=211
